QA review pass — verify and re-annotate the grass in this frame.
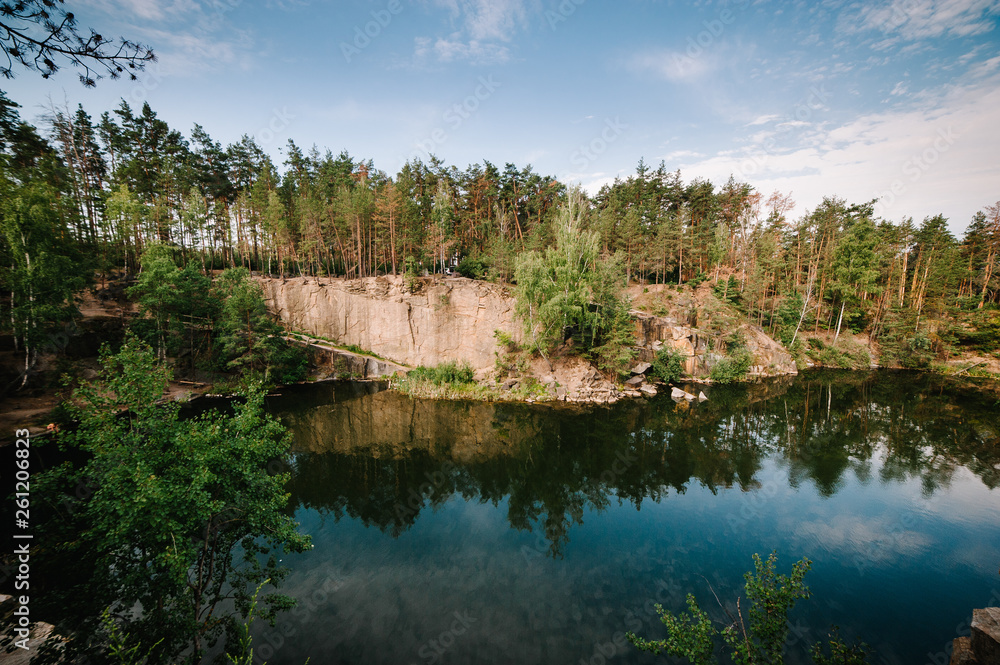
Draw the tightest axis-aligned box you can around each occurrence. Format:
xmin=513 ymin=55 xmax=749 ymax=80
xmin=807 ymin=339 xmax=871 ymax=370
xmin=394 ymin=362 xmax=553 ymax=401
xmin=288 ymin=330 xmax=390 ymax=362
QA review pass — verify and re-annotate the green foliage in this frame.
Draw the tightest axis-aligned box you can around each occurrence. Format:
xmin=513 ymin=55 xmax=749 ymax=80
xmin=513 ymin=194 xmax=635 ymax=371
xmin=811 ymin=628 xmax=871 ymax=665
xmin=877 ymin=308 xmax=939 ymax=369
xmin=722 ymin=552 xmax=812 ymax=665
xmin=46 ymin=337 xmax=311 ymax=663
xmin=710 ymin=333 xmax=753 ymax=383
xmin=688 ymin=271 xmax=709 ymax=288
xmin=0 ymin=180 xmax=88 ymax=380
xmin=628 ymin=552 xmax=853 ymax=665
xmin=651 ymin=347 xmax=685 ymax=383
xmin=404 ymin=255 xmax=420 ymax=293
xmin=457 ymin=256 xmax=489 ymax=280
xmin=214 ymin=267 xmax=307 ymax=385
xmin=628 ymin=595 xmax=716 ymax=664
xmin=712 ymin=275 xmax=740 ymax=304
xmin=815 ymin=340 xmax=871 ymax=370
xmin=128 ymin=244 xmax=215 ymax=360
xmin=408 ymin=361 xmax=476 ymax=386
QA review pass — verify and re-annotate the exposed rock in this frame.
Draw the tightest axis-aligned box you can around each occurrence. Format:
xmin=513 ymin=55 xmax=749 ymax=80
xmin=639 ymin=383 xmax=657 ymax=396
xmin=631 ymin=310 xmax=797 ymax=379
xmin=949 ymin=637 xmax=975 ymax=665
xmin=259 ymin=275 xmax=797 ymax=403
xmin=260 ymin=275 xmax=520 ymax=372
xmin=289 ymin=338 xmax=409 ymax=379
xmin=973 ymin=607 xmax=1000 ymax=665
xmin=0 ymin=594 xmax=62 ymax=665
xmin=501 ymin=378 xmax=519 ymax=390
xmin=670 ymin=386 xmax=698 ymax=401
xmin=698 ymin=391 xmax=708 ymax=402
xmin=625 ymin=375 xmax=644 ymax=387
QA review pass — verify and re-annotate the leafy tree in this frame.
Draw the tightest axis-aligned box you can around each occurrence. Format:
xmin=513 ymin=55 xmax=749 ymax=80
xmin=214 ymin=267 xmax=306 ymax=385
xmin=829 ymin=217 xmax=880 ymax=341
xmin=651 ymin=346 xmax=684 ymax=383
xmin=0 ymin=180 xmax=87 ymax=387
xmin=48 ymin=337 xmax=311 ymax=663
xmin=628 ymin=552 xmax=868 ymax=665
xmin=514 ymin=191 xmax=634 ymax=372
xmin=0 ymin=0 xmax=155 ymax=85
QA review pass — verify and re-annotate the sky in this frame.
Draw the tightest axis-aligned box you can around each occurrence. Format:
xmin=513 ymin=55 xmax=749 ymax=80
xmin=3 ymin=0 xmax=999 ymax=235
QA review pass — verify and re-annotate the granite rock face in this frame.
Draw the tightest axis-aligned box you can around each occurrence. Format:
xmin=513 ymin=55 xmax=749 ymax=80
xmin=972 ymin=607 xmax=1000 ymax=665
xmin=260 ymin=276 xmax=798 ymax=383
xmin=631 ymin=311 xmax=798 ymax=379
xmin=260 ymin=275 xmax=522 ymax=372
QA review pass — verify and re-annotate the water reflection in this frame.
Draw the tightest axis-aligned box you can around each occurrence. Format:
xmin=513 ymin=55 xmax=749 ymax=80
xmin=269 ymin=371 xmax=1000 ymax=558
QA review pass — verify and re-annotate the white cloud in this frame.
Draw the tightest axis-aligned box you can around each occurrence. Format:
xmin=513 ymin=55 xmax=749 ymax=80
xmin=843 ymin=0 xmax=1000 ymax=42
xmin=670 ymin=72 xmax=1000 ymax=234
xmin=416 ymin=36 xmax=511 ymax=64
xmin=747 ymin=114 xmax=781 ymax=126
xmin=416 ymin=0 xmax=529 ymax=64
xmin=628 ymin=48 xmax=719 ymax=83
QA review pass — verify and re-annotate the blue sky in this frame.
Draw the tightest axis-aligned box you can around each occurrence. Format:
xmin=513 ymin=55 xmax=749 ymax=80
xmin=3 ymin=0 xmax=999 ymax=235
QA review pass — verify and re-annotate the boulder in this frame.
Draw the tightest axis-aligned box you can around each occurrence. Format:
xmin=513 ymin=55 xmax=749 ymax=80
xmin=949 ymin=637 xmax=975 ymax=665
xmin=698 ymin=391 xmax=708 ymax=402
xmin=625 ymin=375 xmax=644 ymax=387
xmin=639 ymin=384 xmax=658 ymax=396
xmin=972 ymin=607 xmax=1000 ymax=665
xmin=631 ymin=362 xmax=652 ymax=375
xmin=670 ymin=387 xmax=696 ymax=401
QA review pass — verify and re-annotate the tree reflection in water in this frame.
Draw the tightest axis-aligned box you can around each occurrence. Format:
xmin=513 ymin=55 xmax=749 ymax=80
xmin=268 ymin=371 xmax=1000 ymax=558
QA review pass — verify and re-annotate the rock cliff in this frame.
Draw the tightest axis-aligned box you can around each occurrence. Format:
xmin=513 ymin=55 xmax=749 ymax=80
xmin=258 ymin=275 xmax=797 ymax=382
xmin=259 ymin=275 xmax=521 ymax=372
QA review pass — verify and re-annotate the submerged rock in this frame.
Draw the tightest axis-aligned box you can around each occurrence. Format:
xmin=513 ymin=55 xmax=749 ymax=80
xmin=671 ymin=387 xmax=697 ymax=401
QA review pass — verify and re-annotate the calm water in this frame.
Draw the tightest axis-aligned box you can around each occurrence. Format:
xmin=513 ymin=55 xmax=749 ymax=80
xmin=257 ymin=371 xmax=1000 ymax=665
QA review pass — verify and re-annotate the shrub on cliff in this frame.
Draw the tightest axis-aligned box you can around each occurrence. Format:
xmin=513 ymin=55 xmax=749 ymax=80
xmin=513 ymin=190 xmax=635 ymax=375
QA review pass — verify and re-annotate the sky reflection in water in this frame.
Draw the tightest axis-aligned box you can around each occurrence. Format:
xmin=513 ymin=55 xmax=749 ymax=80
xmin=259 ymin=371 xmax=1000 ymax=665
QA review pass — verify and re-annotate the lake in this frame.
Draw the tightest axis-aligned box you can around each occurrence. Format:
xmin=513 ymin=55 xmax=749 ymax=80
xmin=256 ymin=371 xmax=1000 ymax=665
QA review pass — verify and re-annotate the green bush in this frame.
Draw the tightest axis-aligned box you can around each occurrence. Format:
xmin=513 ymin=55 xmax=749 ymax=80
xmin=817 ymin=340 xmax=871 ymax=370
xmin=409 ymin=361 xmax=476 ymax=386
xmin=457 ymin=256 xmax=489 ymax=280
xmin=628 ymin=551 xmax=872 ymax=665
xmin=710 ymin=348 xmax=753 ymax=383
xmin=651 ymin=347 xmax=684 ymax=383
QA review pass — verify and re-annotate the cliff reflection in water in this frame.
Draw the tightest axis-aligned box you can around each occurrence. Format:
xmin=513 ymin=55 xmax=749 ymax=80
xmin=268 ymin=371 xmax=1000 ymax=557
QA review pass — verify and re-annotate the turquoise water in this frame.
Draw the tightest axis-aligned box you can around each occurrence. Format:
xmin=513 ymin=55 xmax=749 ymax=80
xmin=258 ymin=372 xmax=1000 ymax=665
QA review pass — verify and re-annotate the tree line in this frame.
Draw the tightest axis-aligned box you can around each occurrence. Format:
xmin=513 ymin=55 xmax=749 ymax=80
xmin=2 ymin=89 xmax=999 ymax=374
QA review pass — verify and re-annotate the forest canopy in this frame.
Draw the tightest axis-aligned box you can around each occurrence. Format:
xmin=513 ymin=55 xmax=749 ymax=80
xmin=0 ymin=89 xmax=998 ymax=376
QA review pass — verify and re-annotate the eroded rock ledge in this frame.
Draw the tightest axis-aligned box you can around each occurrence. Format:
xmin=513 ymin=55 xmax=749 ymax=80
xmin=258 ymin=275 xmax=798 ymax=389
